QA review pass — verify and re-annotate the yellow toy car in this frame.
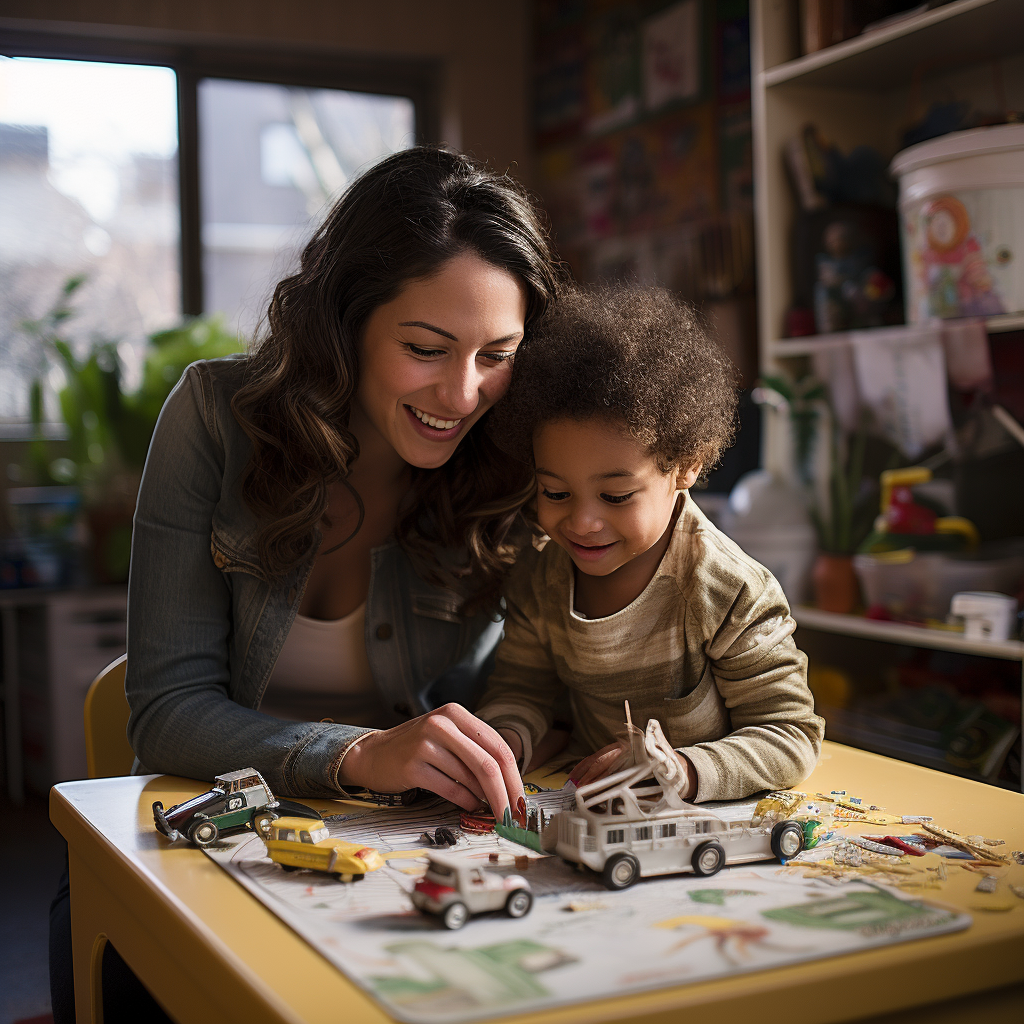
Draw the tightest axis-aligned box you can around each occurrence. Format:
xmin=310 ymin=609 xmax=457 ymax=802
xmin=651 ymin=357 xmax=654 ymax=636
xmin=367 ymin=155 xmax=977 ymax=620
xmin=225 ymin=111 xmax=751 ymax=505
xmin=265 ymin=816 xmax=385 ymax=882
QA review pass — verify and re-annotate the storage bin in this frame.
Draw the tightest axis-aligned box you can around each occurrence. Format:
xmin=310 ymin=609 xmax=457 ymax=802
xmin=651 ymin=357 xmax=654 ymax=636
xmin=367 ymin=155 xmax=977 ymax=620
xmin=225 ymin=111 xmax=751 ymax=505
xmin=890 ymin=124 xmax=1024 ymax=322
xmin=855 ymin=550 xmax=1024 ymax=619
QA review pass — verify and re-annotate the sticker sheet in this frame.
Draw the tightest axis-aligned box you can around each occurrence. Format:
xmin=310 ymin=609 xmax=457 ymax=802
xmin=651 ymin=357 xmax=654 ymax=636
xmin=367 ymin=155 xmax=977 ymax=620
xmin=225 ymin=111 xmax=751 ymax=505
xmin=203 ymin=784 xmax=971 ymax=1024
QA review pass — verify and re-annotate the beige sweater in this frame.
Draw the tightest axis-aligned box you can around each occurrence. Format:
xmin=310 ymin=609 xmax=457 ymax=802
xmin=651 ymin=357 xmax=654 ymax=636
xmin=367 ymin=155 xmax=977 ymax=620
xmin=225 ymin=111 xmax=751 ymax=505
xmin=477 ymin=496 xmax=824 ymax=802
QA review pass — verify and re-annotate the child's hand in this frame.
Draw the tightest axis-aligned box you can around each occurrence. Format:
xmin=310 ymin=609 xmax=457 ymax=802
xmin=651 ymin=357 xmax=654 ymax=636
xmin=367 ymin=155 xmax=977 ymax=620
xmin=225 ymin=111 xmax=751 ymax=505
xmin=569 ymin=744 xmax=698 ymax=800
xmin=568 ymin=741 xmax=628 ymax=788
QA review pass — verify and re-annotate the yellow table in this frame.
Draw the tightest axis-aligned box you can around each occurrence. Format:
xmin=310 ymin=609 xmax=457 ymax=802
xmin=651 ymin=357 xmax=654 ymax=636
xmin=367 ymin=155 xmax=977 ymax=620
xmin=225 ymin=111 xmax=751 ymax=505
xmin=51 ymin=742 xmax=1024 ymax=1024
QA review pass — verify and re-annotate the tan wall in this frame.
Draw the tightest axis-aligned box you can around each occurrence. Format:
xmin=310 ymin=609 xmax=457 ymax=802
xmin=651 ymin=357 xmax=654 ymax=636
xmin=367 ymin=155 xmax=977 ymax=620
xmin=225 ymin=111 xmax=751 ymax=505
xmin=0 ymin=0 xmax=532 ymax=181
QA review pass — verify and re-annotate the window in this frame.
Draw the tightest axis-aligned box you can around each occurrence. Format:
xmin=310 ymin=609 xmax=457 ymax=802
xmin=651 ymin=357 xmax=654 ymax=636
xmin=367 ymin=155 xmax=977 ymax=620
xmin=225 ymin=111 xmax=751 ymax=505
xmin=606 ymin=829 xmax=625 ymax=845
xmin=0 ymin=58 xmax=179 ymax=423
xmin=634 ymin=826 xmax=652 ymax=841
xmin=659 ymin=823 xmax=677 ymax=838
xmin=0 ymin=35 xmax=432 ymax=425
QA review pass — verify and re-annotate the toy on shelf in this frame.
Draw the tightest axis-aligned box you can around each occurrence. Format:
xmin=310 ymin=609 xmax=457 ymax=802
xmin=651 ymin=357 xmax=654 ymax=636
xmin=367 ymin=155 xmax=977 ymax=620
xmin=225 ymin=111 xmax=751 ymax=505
xmin=501 ymin=707 xmax=808 ymax=890
xmin=265 ymin=816 xmax=384 ymax=881
xmin=152 ymin=768 xmax=320 ymax=847
xmin=860 ymin=467 xmax=978 ymax=555
xmin=411 ymin=851 xmax=533 ymax=930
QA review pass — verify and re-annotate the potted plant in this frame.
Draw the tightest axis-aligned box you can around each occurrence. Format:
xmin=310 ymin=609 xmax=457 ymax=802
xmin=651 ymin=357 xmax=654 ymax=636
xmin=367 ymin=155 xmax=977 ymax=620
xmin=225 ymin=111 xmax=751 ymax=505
xmin=22 ymin=276 xmax=244 ymax=582
xmin=809 ymin=412 xmax=876 ymax=613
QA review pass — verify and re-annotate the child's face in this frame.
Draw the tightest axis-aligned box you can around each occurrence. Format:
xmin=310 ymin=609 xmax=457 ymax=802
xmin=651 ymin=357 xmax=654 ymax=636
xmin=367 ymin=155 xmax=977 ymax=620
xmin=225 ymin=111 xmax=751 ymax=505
xmin=533 ymin=417 xmax=699 ymax=577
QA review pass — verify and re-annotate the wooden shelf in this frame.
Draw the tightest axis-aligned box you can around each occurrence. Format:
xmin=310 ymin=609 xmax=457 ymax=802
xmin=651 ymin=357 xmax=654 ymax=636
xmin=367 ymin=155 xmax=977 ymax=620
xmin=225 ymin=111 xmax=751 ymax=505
xmin=793 ymin=605 xmax=1024 ymax=660
xmin=762 ymin=0 xmax=1023 ymax=91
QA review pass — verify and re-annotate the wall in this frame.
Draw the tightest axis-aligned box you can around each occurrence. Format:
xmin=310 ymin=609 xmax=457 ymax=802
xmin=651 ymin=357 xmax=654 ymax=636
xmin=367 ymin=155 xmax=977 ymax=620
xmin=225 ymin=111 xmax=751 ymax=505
xmin=0 ymin=0 xmax=532 ymax=182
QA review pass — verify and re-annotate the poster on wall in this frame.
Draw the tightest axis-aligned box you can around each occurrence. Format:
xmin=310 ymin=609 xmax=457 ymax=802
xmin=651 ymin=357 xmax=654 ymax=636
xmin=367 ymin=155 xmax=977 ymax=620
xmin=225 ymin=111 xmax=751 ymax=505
xmin=642 ymin=0 xmax=702 ymax=111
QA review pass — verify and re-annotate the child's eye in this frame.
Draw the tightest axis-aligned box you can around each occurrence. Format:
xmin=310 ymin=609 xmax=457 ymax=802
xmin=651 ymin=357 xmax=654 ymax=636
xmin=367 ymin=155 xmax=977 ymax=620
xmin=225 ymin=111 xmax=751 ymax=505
xmin=541 ymin=488 xmax=570 ymax=501
xmin=405 ymin=343 xmax=445 ymax=358
xmin=601 ymin=492 xmax=635 ymax=504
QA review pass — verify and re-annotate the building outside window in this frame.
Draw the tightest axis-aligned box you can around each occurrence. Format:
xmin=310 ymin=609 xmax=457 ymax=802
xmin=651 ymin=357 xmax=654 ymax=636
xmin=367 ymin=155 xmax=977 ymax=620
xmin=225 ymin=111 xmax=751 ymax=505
xmin=0 ymin=55 xmax=416 ymax=427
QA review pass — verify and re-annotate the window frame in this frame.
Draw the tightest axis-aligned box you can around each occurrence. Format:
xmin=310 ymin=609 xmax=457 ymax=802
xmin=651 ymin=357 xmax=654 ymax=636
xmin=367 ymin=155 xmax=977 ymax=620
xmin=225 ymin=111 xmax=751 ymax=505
xmin=0 ymin=26 xmax=440 ymax=316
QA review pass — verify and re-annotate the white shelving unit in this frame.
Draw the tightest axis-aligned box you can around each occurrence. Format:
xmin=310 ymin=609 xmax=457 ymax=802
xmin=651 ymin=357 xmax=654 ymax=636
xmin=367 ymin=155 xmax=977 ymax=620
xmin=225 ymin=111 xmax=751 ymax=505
xmin=793 ymin=606 xmax=1024 ymax=663
xmin=751 ymin=1 xmax=1024 ymax=787
xmin=751 ymin=0 xmax=1024 ymax=367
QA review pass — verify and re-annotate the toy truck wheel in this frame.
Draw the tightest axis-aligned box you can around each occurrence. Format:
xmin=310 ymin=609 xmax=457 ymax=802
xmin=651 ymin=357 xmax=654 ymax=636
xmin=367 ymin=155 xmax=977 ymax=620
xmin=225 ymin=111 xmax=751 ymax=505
xmin=771 ymin=821 xmax=805 ymax=860
xmin=337 ymin=873 xmax=355 ymax=883
xmin=188 ymin=819 xmax=219 ymax=847
xmin=251 ymin=810 xmax=277 ymax=839
xmin=602 ymin=852 xmax=641 ymax=890
xmin=280 ymin=864 xmax=299 ymax=872
xmin=505 ymin=889 xmax=533 ymax=918
xmin=691 ymin=840 xmax=725 ymax=876
xmin=442 ymin=901 xmax=469 ymax=930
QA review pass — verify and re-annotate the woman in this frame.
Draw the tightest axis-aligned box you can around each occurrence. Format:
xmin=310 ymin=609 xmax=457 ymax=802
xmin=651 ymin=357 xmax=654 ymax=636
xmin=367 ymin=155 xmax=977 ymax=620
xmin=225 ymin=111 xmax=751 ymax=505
xmin=126 ymin=146 xmax=563 ymax=820
xmin=51 ymin=146 xmax=561 ymax=1024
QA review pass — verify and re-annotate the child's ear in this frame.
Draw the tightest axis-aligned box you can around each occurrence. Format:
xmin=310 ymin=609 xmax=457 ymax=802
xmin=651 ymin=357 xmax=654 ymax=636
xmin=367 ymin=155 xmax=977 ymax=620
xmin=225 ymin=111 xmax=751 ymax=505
xmin=675 ymin=463 xmax=702 ymax=490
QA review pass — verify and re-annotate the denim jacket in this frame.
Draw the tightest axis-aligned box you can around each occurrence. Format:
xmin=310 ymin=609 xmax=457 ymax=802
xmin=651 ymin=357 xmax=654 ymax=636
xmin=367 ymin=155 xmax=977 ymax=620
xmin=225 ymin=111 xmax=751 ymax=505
xmin=126 ymin=357 xmax=504 ymax=797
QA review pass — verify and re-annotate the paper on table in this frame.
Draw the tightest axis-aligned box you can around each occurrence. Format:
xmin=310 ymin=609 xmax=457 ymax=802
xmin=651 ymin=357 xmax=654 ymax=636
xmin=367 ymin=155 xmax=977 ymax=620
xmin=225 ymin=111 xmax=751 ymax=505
xmin=851 ymin=323 xmax=953 ymax=459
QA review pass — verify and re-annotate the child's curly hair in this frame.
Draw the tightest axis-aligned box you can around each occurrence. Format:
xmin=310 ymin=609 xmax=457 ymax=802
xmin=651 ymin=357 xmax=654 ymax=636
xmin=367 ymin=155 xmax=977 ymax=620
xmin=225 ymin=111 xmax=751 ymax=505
xmin=490 ymin=283 xmax=738 ymax=474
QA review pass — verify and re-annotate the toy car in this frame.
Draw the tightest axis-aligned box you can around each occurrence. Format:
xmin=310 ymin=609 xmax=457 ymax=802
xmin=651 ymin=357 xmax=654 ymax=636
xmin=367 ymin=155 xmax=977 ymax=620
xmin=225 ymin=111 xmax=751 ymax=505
xmin=265 ymin=816 xmax=385 ymax=881
xmin=411 ymin=851 xmax=533 ymax=930
xmin=153 ymin=768 xmax=319 ymax=847
xmin=544 ymin=715 xmax=806 ymax=889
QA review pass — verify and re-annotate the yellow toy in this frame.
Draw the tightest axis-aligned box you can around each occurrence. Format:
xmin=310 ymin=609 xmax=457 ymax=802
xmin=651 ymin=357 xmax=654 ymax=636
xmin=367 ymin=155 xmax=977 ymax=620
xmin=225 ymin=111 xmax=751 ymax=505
xmin=265 ymin=816 xmax=385 ymax=882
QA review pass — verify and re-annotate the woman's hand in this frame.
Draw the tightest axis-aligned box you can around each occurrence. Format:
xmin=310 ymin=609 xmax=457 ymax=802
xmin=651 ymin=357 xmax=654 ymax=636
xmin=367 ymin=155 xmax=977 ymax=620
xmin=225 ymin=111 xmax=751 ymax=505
xmin=339 ymin=704 xmax=525 ymax=820
xmin=569 ymin=742 xmax=698 ymax=800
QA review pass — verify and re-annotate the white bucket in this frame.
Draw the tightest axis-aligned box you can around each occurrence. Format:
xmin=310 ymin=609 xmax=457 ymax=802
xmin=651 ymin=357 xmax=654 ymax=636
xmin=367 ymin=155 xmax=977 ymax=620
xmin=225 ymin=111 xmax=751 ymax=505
xmin=890 ymin=124 xmax=1024 ymax=322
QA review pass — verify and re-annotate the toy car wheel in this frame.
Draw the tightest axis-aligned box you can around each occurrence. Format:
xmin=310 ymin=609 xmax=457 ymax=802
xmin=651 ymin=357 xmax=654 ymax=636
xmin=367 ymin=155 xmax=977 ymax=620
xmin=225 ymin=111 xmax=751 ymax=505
xmin=691 ymin=840 xmax=725 ymax=876
xmin=251 ymin=810 xmax=277 ymax=839
xmin=280 ymin=864 xmax=299 ymax=872
xmin=337 ymin=873 xmax=355 ymax=883
xmin=505 ymin=889 xmax=533 ymax=918
xmin=602 ymin=852 xmax=641 ymax=890
xmin=442 ymin=901 xmax=469 ymax=930
xmin=771 ymin=821 xmax=805 ymax=860
xmin=188 ymin=819 xmax=219 ymax=847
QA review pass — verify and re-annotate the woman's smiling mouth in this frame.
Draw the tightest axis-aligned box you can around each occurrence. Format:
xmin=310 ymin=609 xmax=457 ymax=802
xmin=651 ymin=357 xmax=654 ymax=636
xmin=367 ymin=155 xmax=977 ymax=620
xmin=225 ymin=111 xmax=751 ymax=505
xmin=404 ymin=404 xmax=467 ymax=441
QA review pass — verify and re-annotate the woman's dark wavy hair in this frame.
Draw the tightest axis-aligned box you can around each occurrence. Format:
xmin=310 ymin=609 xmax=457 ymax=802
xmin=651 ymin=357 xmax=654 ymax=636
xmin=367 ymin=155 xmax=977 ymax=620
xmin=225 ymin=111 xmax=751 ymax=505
xmin=231 ymin=146 xmax=564 ymax=606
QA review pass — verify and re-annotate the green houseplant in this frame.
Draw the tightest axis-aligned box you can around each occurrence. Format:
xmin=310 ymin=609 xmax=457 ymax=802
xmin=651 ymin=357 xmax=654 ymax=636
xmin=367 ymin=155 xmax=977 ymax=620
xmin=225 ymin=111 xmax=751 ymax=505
xmin=23 ymin=276 xmax=244 ymax=580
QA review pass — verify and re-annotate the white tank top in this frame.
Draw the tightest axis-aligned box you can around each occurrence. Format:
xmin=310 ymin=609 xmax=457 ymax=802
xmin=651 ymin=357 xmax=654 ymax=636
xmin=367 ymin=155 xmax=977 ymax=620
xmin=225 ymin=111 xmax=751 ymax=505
xmin=260 ymin=603 xmax=390 ymax=727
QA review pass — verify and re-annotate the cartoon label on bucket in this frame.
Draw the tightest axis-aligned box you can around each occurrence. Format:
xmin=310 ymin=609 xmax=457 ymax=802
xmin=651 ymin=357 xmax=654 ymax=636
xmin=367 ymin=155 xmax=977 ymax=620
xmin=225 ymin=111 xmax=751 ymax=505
xmin=903 ymin=189 xmax=1018 ymax=321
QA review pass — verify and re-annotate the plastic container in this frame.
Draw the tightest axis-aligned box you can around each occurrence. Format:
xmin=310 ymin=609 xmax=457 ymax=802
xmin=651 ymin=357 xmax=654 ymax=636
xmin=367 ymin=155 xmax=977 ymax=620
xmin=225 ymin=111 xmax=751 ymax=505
xmin=854 ymin=549 xmax=1024 ymax=619
xmin=718 ymin=471 xmax=816 ymax=606
xmin=890 ymin=124 xmax=1024 ymax=322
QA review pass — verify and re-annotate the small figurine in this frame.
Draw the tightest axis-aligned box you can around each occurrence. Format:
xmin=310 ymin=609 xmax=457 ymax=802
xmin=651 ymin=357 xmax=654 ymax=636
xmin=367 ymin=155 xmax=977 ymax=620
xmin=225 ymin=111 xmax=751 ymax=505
xmin=524 ymin=710 xmax=808 ymax=890
xmin=265 ymin=817 xmax=385 ymax=881
xmin=153 ymin=768 xmax=320 ymax=847
xmin=411 ymin=851 xmax=533 ymax=930
xmin=419 ymin=826 xmax=458 ymax=848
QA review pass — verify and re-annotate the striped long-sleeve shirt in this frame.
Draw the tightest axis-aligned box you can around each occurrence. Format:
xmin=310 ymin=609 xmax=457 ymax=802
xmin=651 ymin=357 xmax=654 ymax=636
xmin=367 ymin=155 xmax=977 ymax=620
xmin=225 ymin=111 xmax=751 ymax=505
xmin=477 ymin=496 xmax=825 ymax=802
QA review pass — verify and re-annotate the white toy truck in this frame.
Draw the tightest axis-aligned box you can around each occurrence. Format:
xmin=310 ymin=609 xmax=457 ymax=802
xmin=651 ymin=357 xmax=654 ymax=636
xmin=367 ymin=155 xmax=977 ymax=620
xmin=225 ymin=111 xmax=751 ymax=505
xmin=543 ymin=714 xmax=806 ymax=889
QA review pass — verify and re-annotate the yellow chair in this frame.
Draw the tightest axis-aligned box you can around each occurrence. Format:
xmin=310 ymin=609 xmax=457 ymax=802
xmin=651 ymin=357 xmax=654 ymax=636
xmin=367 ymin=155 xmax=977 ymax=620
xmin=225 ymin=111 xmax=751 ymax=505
xmin=83 ymin=654 xmax=135 ymax=778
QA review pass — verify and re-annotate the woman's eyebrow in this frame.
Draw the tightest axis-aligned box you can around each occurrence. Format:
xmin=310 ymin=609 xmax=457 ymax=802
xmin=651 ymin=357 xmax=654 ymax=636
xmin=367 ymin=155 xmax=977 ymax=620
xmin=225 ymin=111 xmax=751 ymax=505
xmin=535 ymin=467 xmax=566 ymax=480
xmin=399 ymin=321 xmax=522 ymax=346
xmin=399 ymin=320 xmax=458 ymax=341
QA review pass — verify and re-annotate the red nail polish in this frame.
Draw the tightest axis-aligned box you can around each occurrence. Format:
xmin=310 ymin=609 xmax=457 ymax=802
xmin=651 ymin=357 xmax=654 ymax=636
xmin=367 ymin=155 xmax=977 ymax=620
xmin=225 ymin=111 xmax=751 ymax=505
xmin=516 ymin=795 xmax=527 ymax=826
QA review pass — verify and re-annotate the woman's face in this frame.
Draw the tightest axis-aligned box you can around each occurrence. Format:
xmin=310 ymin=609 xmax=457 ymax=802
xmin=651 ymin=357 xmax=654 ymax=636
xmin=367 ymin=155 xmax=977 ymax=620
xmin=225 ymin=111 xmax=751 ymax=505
xmin=354 ymin=252 xmax=528 ymax=469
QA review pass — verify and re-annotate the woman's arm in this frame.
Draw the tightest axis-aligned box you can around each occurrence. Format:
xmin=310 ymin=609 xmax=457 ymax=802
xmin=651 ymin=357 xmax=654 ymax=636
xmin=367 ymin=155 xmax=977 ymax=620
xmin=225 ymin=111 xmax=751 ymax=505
xmin=126 ymin=367 xmax=371 ymax=797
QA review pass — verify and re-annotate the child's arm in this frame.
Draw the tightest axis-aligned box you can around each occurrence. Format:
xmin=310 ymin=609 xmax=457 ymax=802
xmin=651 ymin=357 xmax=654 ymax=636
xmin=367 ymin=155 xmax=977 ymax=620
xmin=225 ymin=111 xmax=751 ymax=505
xmin=475 ymin=552 xmax=566 ymax=772
xmin=679 ymin=573 xmax=824 ymax=802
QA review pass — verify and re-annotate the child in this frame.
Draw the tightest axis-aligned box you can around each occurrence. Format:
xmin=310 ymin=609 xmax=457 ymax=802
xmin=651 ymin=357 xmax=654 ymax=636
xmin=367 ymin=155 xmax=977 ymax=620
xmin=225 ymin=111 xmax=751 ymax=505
xmin=477 ymin=284 xmax=824 ymax=802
